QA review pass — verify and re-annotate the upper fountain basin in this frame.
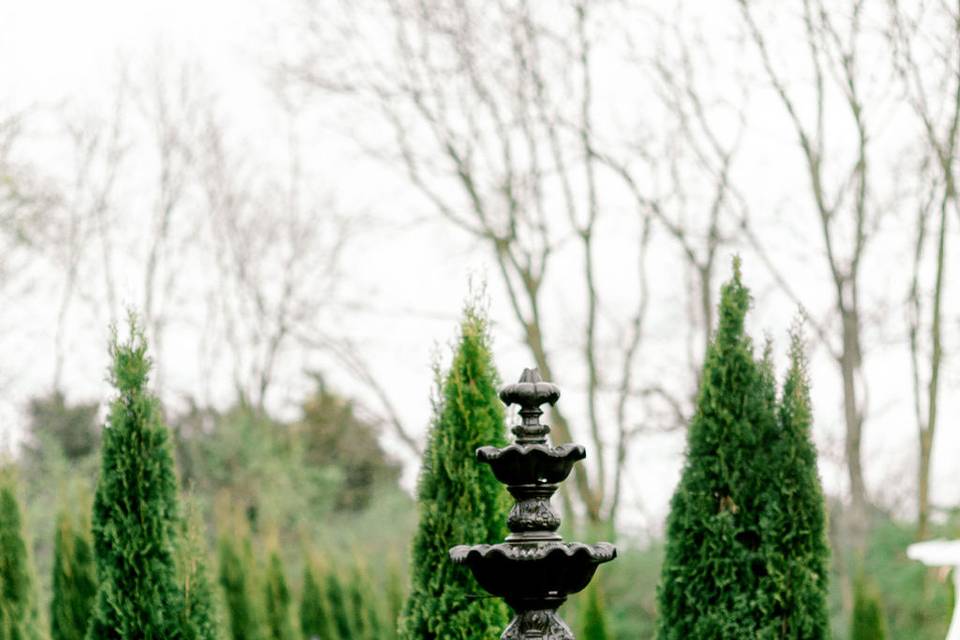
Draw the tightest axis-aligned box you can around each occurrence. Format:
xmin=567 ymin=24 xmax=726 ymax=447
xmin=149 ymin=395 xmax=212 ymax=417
xmin=450 ymin=541 xmax=616 ymax=604
xmin=477 ymin=443 xmax=586 ymax=486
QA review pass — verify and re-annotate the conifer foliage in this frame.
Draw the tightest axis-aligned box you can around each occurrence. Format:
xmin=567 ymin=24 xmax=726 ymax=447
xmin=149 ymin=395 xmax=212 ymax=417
xmin=760 ymin=329 xmax=831 ymax=637
xmin=398 ymin=302 xmax=510 ymax=639
xmin=176 ymin=501 xmax=220 ymax=640
xmin=219 ymin=534 xmax=266 ymax=640
xmin=850 ymin=576 xmax=887 ymax=640
xmin=300 ymin=561 xmax=335 ymax=640
xmin=657 ymin=260 xmax=830 ymax=639
xmin=263 ymin=552 xmax=297 ymax=640
xmin=51 ymin=507 xmax=97 ymax=640
xmin=322 ymin=568 xmax=352 ymax=640
xmin=0 ymin=472 xmax=41 ymax=640
xmin=86 ymin=319 xmax=187 ymax=639
xmin=579 ymin=583 xmax=611 ymax=640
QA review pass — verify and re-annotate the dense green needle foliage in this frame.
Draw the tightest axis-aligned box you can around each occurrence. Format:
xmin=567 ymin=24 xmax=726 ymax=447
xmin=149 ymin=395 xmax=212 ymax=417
xmin=50 ymin=507 xmax=97 ymax=640
xmin=384 ymin=559 xmax=405 ymax=639
xmin=851 ymin=576 xmax=887 ymax=640
xmin=759 ymin=331 xmax=831 ymax=637
xmin=0 ymin=472 xmax=41 ymax=640
xmin=86 ymin=321 xmax=190 ymax=639
xmin=579 ymin=583 xmax=611 ymax=640
xmin=346 ymin=563 xmax=382 ymax=639
xmin=263 ymin=552 xmax=297 ymax=640
xmin=323 ymin=568 xmax=352 ymax=640
xmin=657 ymin=260 xmax=830 ymax=639
xmin=219 ymin=535 xmax=266 ymax=640
xmin=300 ymin=561 xmax=335 ymax=640
xmin=398 ymin=302 xmax=510 ymax=640
xmin=176 ymin=502 xmax=219 ymax=640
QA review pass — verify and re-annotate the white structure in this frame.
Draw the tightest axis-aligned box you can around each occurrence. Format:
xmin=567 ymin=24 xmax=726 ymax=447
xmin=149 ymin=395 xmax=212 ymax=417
xmin=907 ymin=539 xmax=960 ymax=640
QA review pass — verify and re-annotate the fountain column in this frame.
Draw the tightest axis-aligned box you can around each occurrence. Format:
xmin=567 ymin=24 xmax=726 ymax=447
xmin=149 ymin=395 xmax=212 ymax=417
xmin=450 ymin=368 xmax=616 ymax=640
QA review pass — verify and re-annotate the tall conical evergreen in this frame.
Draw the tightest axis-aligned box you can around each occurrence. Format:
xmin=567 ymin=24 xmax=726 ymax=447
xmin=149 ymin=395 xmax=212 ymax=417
xmin=579 ymin=583 xmax=611 ymax=640
xmin=50 ymin=506 xmax=97 ymax=640
xmin=0 ymin=471 xmax=41 ymax=640
xmin=300 ymin=560 xmax=334 ymax=640
xmin=346 ymin=562 xmax=382 ymax=639
xmin=657 ymin=261 xmax=775 ymax=638
xmin=658 ymin=260 xmax=830 ymax=638
xmin=176 ymin=500 xmax=220 ymax=640
xmin=87 ymin=319 xmax=186 ymax=639
xmin=323 ymin=569 xmax=352 ymax=639
xmin=219 ymin=534 xmax=266 ymax=640
xmin=850 ymin=576 xmax=887 ymax=640
xmin=263 ymin=552 xmax=297 ymax=640
xmin=398 ymin=301 xmax=510 ymax=639
xmin=384 ymin=558 xmax=405 ymax=639
xmin=758 ymin=327 xmax=830 ymax=636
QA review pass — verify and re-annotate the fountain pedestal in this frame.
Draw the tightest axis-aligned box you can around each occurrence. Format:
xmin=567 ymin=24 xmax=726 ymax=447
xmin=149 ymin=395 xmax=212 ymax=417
xmin=450 ymin=368 xmax=616 ymax=640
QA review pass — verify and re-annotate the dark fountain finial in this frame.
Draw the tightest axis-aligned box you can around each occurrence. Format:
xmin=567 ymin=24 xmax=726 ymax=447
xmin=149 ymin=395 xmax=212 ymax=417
xmin=450 ymin=368 xmax=616 ymax=640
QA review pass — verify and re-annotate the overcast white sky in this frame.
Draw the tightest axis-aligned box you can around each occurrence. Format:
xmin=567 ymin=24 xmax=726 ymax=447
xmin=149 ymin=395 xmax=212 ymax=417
xmin=2 ymin=0 xmax=958 ymax=537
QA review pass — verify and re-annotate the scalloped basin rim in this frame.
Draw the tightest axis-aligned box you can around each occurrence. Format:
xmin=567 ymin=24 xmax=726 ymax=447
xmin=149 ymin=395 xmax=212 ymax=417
xmin=450 ymin=541 xmax=617 ymax=564
xmin=476 ymin=443 xmax=587 ymax=461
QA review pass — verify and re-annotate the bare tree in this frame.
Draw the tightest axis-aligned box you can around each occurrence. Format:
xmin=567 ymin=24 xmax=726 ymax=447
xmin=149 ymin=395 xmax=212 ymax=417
xmin=284 ymin=0 xmax=683 ymax=526
xmin=0 ymin=111 xmax=53 ymax=281
xmin=887 ymin=0 xmax=960 ymax=541
xmin=135 ymin=61 xmax=209 ymax=394
xmin=738 ymin=0 xmax=888 ymax=547
xmin=197 ymin=101 xmax=351 ymax=414
xmin=47 ymin=94 xmax=127 ymax=390
xmin=601 ymin=5 xmax=751 ymax=387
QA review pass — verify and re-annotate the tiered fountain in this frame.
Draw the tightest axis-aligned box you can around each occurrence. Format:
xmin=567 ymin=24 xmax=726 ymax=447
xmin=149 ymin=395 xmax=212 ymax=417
xmin=450 ymin=368 xmax=616 ymax=640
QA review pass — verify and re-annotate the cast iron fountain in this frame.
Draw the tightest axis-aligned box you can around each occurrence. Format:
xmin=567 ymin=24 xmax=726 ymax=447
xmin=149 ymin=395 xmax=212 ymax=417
xmin=450 ymin=368 xmax=616 ymax=639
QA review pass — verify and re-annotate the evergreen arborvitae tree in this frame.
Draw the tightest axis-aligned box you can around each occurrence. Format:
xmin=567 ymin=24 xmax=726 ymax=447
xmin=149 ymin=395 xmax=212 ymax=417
xmin=758 ymin=328 xmax=830 ymax=637
xmin=658 ymin=260 xmax=831 ymax=638
xmin=850 ymin=576 xmax=887 ymax=640
xmin=219 ymin=535 xmax=266 ymax=640
xmin=398 ymin=302 xmax=510 ymax=640
xmin=50 ymin=507 xmax=97 ymax=640
xmin=300 ymin=560 xmax=334 ymax=640
xmin=384 ymin=559 xmax=404 ymax=640
xmin=176 ymin=500 xmax=219 ymax=640
xmin=323 ymin=569 xmax=352 ymax=640
xmin=87 ymin=320 xmax=187 ymax=639
xmin=347 ymin=562 xmax=382 ymax=639
xmin=0 ymin=471 xmax=41 ymax=640
xmin=263 ymin=552 xmax=297 ymax=640
xmin=579 ymin=583 xmax=610 ymax=640
xmin=657 ymin=261 xmax=776 ymax=638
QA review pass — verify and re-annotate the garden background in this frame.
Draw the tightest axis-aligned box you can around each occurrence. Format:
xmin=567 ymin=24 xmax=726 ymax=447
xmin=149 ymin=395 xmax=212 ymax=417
xmin=2 ymin=1 xmax=960 ymax=638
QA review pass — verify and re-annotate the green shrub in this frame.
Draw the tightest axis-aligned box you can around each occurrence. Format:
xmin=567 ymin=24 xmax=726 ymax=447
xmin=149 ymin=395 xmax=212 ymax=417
xmin=50 ymin=506 xmax=96 ymax=640
xmin=323 ymin=569 xmax=352 ymax=639
xmin=0 ymin=471 xmax=41 ymax=640
xmin=176 ymin=500 xmax=219 ymax=640
xmin=300 ymin=560 xmax=335 ymax=640
xmin=851 ymin=576 xmax=887 ymax=640
xmin=398 ymin=301 xmax=510 ymax=639
xmin=756 ymin=329 xmax=830 ymax=637
xmin=263 ymin=552 xmax=297 ymax=640
xmin=86 ymin=319 xmax=188 ymax=639
xmin=580 ymin=582 xmax=611 ymax=640
xmin=219 ymin=534 xmax=266 ymax=640
xmin=657 ymin=260 xmax=830 ymax=638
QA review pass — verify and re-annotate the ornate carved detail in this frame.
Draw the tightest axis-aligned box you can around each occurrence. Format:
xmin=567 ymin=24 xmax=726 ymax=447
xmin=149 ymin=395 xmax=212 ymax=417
xmin=509 ymin=496 xmax=560 ymax=532
xmin=502 ymin=609 xmax=574 ymax=640
xmin=499 ymin=368 xmax=560 ymax=444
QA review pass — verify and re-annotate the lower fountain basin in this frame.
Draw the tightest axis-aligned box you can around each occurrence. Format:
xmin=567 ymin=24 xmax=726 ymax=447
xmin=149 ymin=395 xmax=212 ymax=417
xmin=450 ymin=542 xmax=616 ymax=608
